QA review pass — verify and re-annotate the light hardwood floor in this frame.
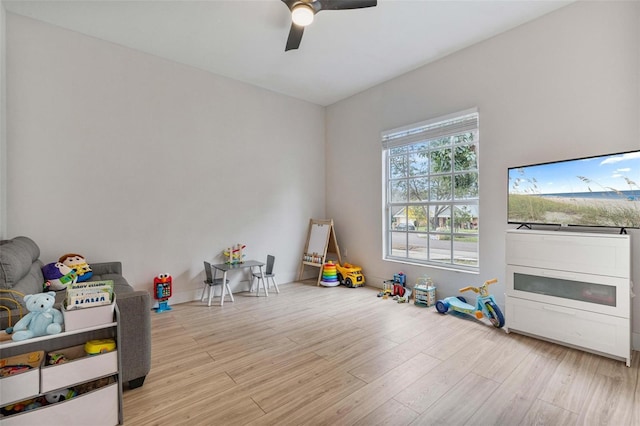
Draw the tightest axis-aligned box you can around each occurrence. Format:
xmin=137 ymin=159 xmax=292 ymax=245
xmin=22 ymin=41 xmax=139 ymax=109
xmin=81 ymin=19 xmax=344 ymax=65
xmin=123 ymin=282 xmax=640 ymax=425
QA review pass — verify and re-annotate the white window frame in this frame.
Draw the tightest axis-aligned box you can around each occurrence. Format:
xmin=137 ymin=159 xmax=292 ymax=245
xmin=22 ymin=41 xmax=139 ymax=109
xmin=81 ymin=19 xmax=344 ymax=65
xmin=381 ymin=108 xmax=479 ymax=272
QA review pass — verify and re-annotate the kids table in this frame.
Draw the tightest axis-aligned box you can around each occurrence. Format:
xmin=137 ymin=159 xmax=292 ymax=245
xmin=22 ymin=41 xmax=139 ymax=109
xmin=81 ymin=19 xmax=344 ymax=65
xmin=210 ymin=260 xmax=266 ymax=306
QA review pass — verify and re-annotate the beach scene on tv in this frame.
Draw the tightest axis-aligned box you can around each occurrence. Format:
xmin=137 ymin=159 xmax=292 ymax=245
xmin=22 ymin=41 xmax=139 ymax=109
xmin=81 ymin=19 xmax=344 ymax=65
xmin=508 ymin=151 xmax=640 ymax=229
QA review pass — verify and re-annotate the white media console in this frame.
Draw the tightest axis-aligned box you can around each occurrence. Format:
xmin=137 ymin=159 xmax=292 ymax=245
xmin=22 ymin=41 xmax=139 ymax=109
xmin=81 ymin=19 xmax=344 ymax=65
xmin=505 ymin=229 xmax=632 ymax=366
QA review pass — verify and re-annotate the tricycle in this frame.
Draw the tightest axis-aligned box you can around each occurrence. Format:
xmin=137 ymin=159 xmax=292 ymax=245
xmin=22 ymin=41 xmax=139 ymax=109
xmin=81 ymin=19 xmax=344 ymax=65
xmin=435 ymin=278 xmax=505 ymax=328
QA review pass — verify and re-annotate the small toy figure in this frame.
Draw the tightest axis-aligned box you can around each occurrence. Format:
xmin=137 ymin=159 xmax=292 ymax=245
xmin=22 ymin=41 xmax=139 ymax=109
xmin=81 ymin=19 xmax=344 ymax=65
xmin=44 ymin=388 xmax=76 ymax=404
xmin=153 ymin=273 xmax=172 ymax=313
xmin=58 ymin=253 xmax=93 ymax=282
xmin=42 ymin=262 xmax=77 ymax=291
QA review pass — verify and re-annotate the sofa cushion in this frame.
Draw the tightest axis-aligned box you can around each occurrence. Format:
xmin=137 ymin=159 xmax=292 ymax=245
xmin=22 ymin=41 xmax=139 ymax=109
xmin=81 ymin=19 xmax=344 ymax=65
xmin=0 ymin=236 xmax=41 ymax=289
xmin=89 ymin=273 xmax=133 ymax=295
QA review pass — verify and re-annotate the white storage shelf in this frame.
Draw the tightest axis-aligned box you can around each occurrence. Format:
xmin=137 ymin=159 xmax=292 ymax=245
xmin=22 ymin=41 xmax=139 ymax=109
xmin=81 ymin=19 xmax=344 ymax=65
xmin=0 ymin=309 xmax=122 ymax=425
xmin=505 ymin=229 xmax=631 ymax=366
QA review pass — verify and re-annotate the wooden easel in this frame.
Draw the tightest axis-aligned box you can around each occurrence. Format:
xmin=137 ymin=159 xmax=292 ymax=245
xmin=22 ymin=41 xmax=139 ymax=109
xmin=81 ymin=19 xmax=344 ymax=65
xmin=298 ymin=219 xmax=342 ymax=286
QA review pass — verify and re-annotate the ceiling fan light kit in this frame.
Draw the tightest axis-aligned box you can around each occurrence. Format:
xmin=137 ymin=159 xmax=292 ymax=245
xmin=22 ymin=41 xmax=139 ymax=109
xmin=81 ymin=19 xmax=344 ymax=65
xmin=282 ymin=0 xmax=377 ymax=51
xmin=291 ymin=4 xmax=315 ymax=26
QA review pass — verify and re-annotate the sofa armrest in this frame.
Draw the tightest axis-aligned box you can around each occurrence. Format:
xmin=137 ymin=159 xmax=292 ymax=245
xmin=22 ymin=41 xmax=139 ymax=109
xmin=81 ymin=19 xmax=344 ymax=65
xmin=91 ymin=262 xmax=123 ymax=276
xmin=115 ymin=290 xmax=152 ymax=384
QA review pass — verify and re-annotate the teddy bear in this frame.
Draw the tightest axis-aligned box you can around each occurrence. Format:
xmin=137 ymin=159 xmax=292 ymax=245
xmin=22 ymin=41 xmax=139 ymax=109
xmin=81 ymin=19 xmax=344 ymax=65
xmin=42 ymin=262 xmax=77 ymax=291
xmin=11 ymin=292 xmax=63 ymax=341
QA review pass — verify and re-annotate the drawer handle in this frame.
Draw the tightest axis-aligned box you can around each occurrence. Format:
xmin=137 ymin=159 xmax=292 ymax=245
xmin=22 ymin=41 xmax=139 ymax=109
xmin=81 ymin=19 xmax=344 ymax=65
xmin=542 ymin=305 xmax=576 ymax=316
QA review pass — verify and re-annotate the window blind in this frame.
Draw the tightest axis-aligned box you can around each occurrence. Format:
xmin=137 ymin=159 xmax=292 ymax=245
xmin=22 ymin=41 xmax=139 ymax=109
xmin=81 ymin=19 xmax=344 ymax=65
xmin=381 ymin=108 xmax=478 ymax=150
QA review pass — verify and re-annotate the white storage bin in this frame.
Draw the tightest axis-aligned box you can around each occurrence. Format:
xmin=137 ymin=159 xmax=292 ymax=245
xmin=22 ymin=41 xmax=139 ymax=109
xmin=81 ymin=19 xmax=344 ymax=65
xmin=41 ymin=345 xmax=118 ymax=393
xmin=0 ymin=351 xmax=44 ymax=406
xmin=0 ymin=382 xmax=119 ymax=426
xmin=63 ymin=295 xmax=116 ymax=331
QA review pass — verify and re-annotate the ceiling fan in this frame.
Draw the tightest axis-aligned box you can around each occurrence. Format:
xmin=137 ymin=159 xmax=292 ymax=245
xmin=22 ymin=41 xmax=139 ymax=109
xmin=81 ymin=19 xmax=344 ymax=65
xmin=282 ymin=0 xmax=377 ymax=51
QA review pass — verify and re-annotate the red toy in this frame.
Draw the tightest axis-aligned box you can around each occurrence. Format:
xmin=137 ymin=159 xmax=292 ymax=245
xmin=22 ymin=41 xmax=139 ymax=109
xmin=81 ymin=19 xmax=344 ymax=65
xmin=153 ymin=273 xmax=172 ymax=313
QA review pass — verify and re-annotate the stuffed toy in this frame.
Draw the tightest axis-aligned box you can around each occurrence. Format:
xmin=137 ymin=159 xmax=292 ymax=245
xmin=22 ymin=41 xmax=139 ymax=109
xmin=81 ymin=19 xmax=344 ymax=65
xmin=44 ymin=388 xmax=76 ymax=404
xmin=42 ymin=262 xmax=77 ymax=291
xmin=11 ymin=292 xmax=63 ymax=341
xmin=58 ymin=253 xmax=93 ymax=282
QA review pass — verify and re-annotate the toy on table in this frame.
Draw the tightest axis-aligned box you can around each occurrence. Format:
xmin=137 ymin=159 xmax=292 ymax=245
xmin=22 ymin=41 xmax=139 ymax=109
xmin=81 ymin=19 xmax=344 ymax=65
xmin=153 ymin=273 xmax=173 ymax=313
xmin=223 ymin=243 xmax=246 ymax=265
xmin=42 ymin=262 xmax=77 ymax=291
xmin=414 ymin=275 xmax=436 ymax=307
xmin=11 ymin=292 xmax=63 ymax=341
xmin=320 ymin=261 xmax=340 ymax=287
xmin=435 ymin=278 xmax=505 ymax=328
xmin=335 ymin=263 xmax=365 ymax=288
xmin=58 ymin=253 xmax=93 ymax=282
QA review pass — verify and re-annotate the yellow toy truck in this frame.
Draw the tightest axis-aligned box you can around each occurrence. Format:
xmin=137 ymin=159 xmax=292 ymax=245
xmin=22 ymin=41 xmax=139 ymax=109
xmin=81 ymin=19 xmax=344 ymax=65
xmin=335 ymin=263 xmax=365 ymax=288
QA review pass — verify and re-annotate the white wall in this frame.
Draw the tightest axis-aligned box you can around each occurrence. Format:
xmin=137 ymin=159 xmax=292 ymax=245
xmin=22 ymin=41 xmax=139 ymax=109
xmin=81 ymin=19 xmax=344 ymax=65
xmin=0 ymin=1 xmax=6 ymax=239
xmin=6 ymin=13 xmax=326 ymax=303
xmin=326 ymin=2 xmax=640 ymax=340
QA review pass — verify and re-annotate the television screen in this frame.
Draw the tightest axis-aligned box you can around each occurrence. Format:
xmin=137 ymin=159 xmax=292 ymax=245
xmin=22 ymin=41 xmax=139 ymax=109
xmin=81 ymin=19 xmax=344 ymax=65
xmin=508 ymin=150 xmax=640 ymax=229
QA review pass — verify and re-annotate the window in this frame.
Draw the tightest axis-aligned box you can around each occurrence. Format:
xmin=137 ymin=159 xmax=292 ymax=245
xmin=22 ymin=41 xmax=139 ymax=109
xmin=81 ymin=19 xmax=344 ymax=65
xmin=382 ymin=109 xmax=479 ymax=271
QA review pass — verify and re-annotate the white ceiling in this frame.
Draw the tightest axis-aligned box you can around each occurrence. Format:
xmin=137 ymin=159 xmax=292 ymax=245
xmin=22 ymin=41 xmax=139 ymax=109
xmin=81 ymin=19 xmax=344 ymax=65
xmin=3 ymin=0 xmax=573 ymax=106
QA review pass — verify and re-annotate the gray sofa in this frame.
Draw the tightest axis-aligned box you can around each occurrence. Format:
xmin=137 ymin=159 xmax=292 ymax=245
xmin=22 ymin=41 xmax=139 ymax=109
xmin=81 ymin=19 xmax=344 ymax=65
xmin=0 ymin=236 xmax=151 ymax=389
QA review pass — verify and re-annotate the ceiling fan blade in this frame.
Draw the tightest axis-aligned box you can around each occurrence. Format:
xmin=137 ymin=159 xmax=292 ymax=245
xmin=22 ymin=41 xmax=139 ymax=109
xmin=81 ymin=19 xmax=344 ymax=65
xmin=285 ymin=23 xmax=305 ymax=51
xmin=317 ymin=0 xmax=377 ymax=11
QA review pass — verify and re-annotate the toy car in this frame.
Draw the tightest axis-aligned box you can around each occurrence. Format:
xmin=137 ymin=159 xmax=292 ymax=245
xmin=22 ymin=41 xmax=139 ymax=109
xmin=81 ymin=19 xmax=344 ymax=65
xmin=335 ymin=263 xmax=365 ymax=288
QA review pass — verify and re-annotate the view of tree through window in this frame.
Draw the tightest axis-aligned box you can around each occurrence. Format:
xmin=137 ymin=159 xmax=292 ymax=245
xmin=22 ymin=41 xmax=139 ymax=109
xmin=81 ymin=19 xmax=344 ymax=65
xmin=382 ymin=111 xmax=479 ymax=270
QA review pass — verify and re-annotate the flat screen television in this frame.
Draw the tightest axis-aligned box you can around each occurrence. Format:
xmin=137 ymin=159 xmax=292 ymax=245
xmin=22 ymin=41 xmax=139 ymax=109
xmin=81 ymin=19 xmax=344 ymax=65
xmin=508 ymin=150 xmax=640 ymax=230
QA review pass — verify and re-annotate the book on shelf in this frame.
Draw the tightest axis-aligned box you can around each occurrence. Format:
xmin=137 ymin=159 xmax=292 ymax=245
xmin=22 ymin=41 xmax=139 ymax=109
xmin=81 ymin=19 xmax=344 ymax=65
xmin=65 ymin=280 xmax=114 ymax=310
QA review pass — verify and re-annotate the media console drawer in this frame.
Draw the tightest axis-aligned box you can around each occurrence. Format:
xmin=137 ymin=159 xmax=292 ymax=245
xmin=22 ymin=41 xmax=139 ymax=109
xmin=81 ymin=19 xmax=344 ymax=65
xmin=506 ymin=297 xmax=630 ymax=361
xmin=505 ymin=229 xmax=630 ymax=277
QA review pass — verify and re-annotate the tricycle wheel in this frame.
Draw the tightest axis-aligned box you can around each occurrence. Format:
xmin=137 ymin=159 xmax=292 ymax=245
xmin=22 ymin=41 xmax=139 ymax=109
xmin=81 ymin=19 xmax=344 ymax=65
xmin=484 ymin=301 xmax=505 ymax=328
xmin=435 ymin=300 xmax=448 ymax=314
xmin=457 ymin=296 xmax=467 ymax=304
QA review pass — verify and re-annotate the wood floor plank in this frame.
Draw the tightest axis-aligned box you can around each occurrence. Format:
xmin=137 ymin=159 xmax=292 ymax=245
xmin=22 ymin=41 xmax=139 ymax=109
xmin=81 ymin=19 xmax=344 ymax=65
xmin=121 ymin=283 xmax=640 ymax=426
xmin=467 ymin=351 xmax=561 ymax=425
xmin=471 ymin=330 xmax=537 ymax=383
xmin=576 ymin=371 xmax=635 ymax=425
xmin=302 ymin=352 xmax=441 ymax=425
xmin=538 ymin=348 xmax=601 ymax=413
xmin=519 ymin=399 xmax=579 ymax=426
xmin=243 ymin=370 xmax=367 ymax=426
xmin=395 ymin=331 xmax=496 ymax=414
xmin=408 ymin=372 xmax=498 ymax=426
xmin=348 ymin=327 xmax=443 ymax=383
xmin=352 ymin=398 xmax=419 ymax=426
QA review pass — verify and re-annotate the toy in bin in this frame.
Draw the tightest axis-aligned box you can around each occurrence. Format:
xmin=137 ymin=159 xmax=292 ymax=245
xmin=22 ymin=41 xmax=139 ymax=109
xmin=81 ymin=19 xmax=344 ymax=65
xmin=154 ymin=273 xmax=172 ymax=313
xmin=85 ymin=338 xmax=116 ymax=355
